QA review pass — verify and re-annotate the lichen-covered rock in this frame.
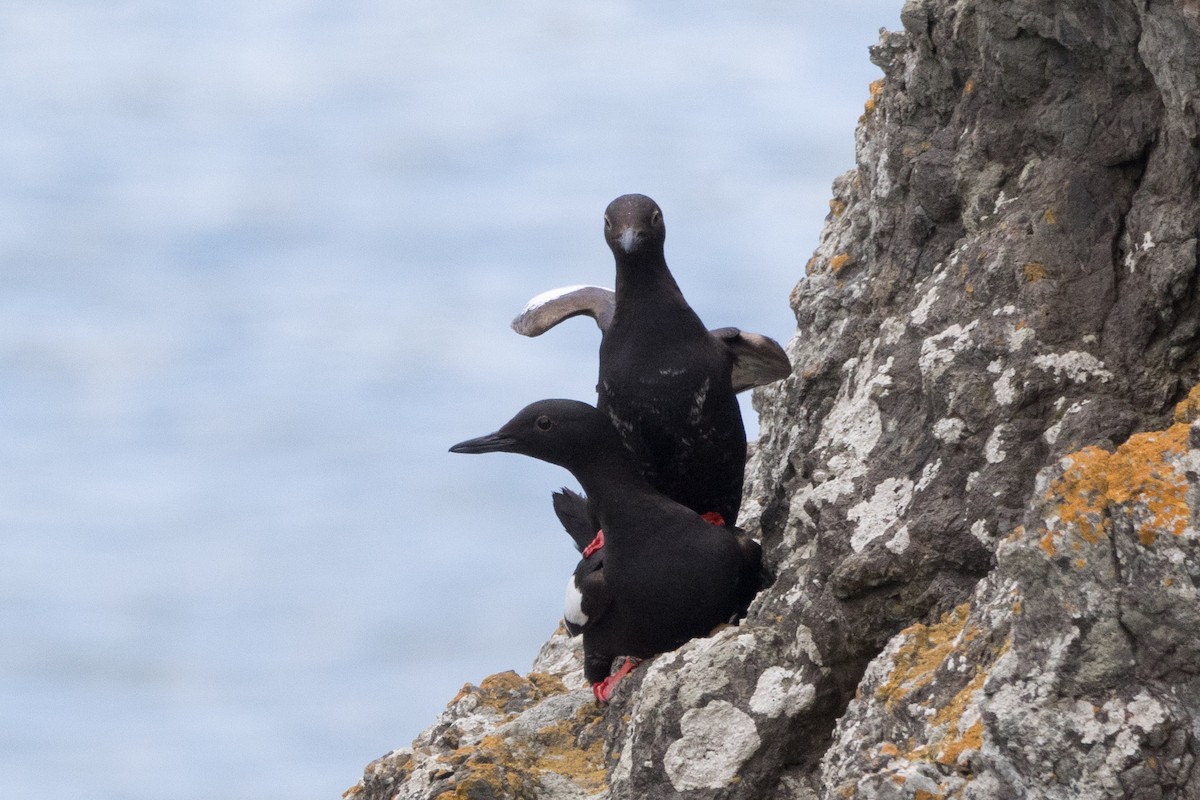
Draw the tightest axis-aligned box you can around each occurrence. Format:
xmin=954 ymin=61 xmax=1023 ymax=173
xmin=351 ymin=0 xmax=1200 ymax=796
xmin=824 ymin=405 xmax=1200 ymax=798
xmin=346 ymin=628 xmax=607 ymax=800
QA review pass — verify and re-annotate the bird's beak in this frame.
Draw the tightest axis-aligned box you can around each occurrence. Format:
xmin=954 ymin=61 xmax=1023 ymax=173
xmin=617 ymin=227 xmax=640 ymax=254
xmin=449 ymin=431 xmax=518 ymax=454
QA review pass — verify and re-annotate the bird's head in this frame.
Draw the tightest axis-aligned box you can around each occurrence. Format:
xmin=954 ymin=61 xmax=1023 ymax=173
xmin=449 ymin=398 xmax=625 ymax=474
xmin=603 ymin=194 xmax=665 ymax=258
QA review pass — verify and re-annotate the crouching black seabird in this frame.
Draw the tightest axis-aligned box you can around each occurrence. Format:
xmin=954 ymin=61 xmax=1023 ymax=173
xmin=511 ymin=194 xmax=791 ymax=527
xmin=450 ymin=399 xmax=765 ymax=703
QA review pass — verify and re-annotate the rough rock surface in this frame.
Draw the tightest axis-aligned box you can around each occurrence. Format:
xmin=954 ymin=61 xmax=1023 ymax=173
xmin=347 ymin=0 xmax=1200 ymax=796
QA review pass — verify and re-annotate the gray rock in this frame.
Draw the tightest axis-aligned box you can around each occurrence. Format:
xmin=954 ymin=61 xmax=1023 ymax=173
xmin=348 ymin=0 xmax=1200 ymax=796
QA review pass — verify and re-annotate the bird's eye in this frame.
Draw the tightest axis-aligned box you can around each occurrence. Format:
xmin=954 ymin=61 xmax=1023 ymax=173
xmin=603 ymin=215 xmax=612 ymax=231
xmin=535 ymin=415 xmax=553 ymax=431
xmin=650 ymin=209 xmax=663 ymax=228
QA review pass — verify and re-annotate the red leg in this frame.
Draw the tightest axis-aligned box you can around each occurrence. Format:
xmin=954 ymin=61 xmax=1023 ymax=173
xmin=583 ymin=529 xmax=604 ymax=558
xmin=591 ymin=657 xmax=643 ymax=704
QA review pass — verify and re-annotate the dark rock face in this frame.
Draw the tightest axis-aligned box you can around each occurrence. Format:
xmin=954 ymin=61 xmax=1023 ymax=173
xmin=347 ymin=0 xmax=1200 ymax=796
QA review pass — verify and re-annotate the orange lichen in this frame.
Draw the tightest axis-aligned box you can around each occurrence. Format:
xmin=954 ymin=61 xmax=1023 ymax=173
xmin=528 ymin=672 xmax=568 ymax=696
xmin=441 ymin=703 xmax=607 ymax=798
xmin=830 ymin=198 xmax=847 ymax=217
xmin=831 ymin=253 xmax=852 ymax=274
xmin=1174 ymin=383 xmax=1200 ymax=423
xmin=937 ymin=718 xmax=984 ymax=769
xmin=875 ymin=605 xmax=974 ymax=708
xmin=931 ymin=669 xmax=987 ymax=767
xmin=879 ymin=742 xmax=900 ymax=757
xmin=1023 ymin=262 xmax=1049 ymax=282
xmin=1043 ymin=208 xmax=1058 ymax=225
xmin=1047 ymin=422 xmax=1189 ymax=550
xmin=863 ymin=79 xmax=885 ymax=118
xmin=964 ymin=78 xmax=975 ymax=94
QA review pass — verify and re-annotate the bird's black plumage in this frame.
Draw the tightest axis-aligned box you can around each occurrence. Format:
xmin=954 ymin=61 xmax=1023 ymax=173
xmin=595 ymin=193 xmax=748 ymax=525
xmin=552 ymin=487 xmax=603 ymax=638
xmin=551 ymin=487 xmax=595 ymax=553
xmin=450 ymin=400 xmax=765 ymax=691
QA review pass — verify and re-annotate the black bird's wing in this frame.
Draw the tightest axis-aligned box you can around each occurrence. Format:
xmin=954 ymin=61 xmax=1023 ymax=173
xmin=555 ymin=487 xmax=610 ymax=638
xmin=511 ymin=287 xmax=792 ymax=393
xmin=511 ymin=285 xmax=615 ymax=336
xmin=565 ymin=555 xmax=610 ymax=637
xmin=709 ymin=327 xmax=792 ymax=392
xmin=730 ymin=525 xmax=772 ymax=620
xmin=552 ymin=487 xmax=598 ymax=553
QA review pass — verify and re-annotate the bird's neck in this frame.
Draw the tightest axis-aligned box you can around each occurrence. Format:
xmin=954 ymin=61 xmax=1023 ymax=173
xmin=613 ymin=253 xmax=684 ymax=304
xmin=570 ymin=452 xmax=661 ymax=543
xmin=611 ymin=255 xmax=707 ymax=338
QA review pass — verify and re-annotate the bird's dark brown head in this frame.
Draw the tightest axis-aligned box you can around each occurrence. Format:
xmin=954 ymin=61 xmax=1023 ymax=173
xmin=603 ymin=194 xmax=665 ymax=258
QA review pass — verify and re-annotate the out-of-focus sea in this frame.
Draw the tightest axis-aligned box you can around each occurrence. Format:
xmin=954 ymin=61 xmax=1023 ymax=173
xmin=0 ymin=2 xmax=898 ymax=797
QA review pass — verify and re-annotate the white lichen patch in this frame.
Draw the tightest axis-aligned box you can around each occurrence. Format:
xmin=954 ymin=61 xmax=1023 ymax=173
xmin=880 ymin=315 xmax=906 ymax=344
xmin=848 ymin=477 xmax=915 ymax=552
xmin=994 ymin=190 xmax=1019 ymax=212
xmin=749 ymin=667 xmax=817 ymax=718
xmin=1033 ymin=351 xmax=1114 ymax=384
xmin=985 ymin=426 xmax=1008 ymax=464
xmin=886 ymin=524 xmax=911 ymax=554
xmin=992 ymin=365 xmax=1018 ymax=406
xmin=805 ymin=349 xmax=895 ymax=505
xmin=933 ymin=417 xmax=967 ymax=443
xmin=1008 ymin=324 xmax=1036 ymax=351
xmin=1044 ymin=401 xmax=1086 ymax=445
xmin=916 ymin=459 xmax=941 ymax=492
xmin=664 ymin=701 xmax=761 ymax=791
xmin=793 ymin=624 xmax=824 ymax=667
xmin=971 ymin=519 xmax=990 ymax=543
xmin=919 ymin=321 xmax=979 ymax=378
xmin=910 ymin=284 xmax=940 ymax=326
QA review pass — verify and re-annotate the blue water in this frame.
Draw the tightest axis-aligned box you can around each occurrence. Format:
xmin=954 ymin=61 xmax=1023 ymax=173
xmin=0 ymin=2 xmax=897 ymax=797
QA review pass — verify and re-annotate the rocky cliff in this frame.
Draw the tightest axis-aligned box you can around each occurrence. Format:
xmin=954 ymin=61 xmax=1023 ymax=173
xmin=347 ymin=0 xmax=1200 ymax=796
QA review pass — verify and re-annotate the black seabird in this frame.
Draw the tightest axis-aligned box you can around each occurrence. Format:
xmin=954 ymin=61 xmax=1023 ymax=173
xmin=511 ymin=194 xmax=791 ymax=526
xmin=450 ymin=399 xmax=765 ymax=703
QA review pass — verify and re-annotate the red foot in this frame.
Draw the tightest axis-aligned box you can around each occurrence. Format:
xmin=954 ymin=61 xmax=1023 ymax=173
xmin=591 ymin=657 xmax=643 ymax=704
xmin=583 ymin=529 xmax=605 ymax=558
xmin=701 ymin=511 xmax=726 ymax=526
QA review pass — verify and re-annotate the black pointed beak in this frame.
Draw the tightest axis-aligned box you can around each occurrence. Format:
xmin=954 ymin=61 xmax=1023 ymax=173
xmin=449 ymin=431 xmax=518 ymax=454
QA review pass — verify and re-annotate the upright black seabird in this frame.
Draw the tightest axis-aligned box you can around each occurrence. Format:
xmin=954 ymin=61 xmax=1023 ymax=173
xmin=600 ymin=194 xmax=748 ymax=524
xmin=450 ymin=399 xmax=765 ymax=703
xmin=511 ymin=195 xmax=791 ymax=526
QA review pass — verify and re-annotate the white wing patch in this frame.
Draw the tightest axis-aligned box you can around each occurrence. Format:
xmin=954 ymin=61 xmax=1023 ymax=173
xmin=564 ymin=574 xmax=588 ymax=627
xmin=520 ymin=284 xmax=611 ymax=315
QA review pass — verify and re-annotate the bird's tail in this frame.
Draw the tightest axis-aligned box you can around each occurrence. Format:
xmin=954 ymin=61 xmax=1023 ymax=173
xmin=552 ymin=487 xmax=599 ymax=553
